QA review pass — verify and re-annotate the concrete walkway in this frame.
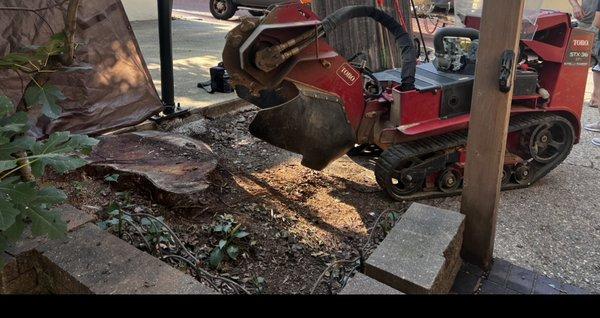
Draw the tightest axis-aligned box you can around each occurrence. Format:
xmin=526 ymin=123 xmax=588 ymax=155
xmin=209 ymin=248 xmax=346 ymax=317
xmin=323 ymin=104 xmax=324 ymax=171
xmin=131 ymin=9 xmax=239 ymax=109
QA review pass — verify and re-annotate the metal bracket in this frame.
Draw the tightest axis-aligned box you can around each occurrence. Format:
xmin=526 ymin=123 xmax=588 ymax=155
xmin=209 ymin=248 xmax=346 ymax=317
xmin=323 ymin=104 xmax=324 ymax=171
xmin=499 ymin=50 xmax=516 ymax=93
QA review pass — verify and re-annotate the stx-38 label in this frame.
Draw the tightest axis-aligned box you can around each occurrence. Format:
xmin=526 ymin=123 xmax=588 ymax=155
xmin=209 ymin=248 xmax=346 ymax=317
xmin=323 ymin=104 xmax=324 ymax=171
xmin=565 ymin=29 xmax=595 ymax=67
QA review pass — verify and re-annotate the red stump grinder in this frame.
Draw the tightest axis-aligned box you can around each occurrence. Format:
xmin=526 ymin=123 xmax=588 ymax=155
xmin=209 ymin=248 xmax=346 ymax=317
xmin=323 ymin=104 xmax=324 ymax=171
xmin=222 ymin=3 xmax=594 ymax=201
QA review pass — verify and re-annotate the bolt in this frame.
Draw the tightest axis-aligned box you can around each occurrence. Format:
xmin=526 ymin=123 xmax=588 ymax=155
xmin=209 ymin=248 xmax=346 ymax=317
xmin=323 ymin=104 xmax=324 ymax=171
xmin=447 ymin=176 xmax=455 ymax=186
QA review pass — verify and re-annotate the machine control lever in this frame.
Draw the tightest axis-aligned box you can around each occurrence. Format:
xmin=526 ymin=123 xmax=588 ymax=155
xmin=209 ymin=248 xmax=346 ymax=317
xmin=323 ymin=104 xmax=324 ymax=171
xmin=499 ymin=50 xmax=516 ymax=93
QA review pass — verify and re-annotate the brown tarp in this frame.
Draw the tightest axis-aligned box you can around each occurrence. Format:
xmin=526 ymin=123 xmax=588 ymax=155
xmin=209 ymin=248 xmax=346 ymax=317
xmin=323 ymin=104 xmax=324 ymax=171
xmin=0 ymin=0 xmax=163 ymax=137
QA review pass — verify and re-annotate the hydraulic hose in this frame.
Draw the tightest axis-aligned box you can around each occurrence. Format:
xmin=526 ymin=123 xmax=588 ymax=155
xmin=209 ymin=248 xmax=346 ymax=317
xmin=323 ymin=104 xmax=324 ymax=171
xmin=433 ymin=27 xmax=480 ymax=56
xmin=321 ymin=5 xmax=416 ymax=91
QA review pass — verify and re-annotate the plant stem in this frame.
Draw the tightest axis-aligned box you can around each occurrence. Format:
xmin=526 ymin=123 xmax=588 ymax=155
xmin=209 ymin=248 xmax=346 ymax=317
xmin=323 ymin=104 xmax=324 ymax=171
xmin=15 ymin=151 xmax=35 ymax=182
xmin=63 ymin=0 xmax=81 ymax=65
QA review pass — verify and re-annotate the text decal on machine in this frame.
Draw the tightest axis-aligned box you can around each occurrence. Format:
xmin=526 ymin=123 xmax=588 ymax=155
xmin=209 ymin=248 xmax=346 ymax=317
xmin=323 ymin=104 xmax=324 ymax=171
xmin=565 ymin=29 xmax=595 ymax=67
xmin=337 ymin=63 xmax=360 ymax=86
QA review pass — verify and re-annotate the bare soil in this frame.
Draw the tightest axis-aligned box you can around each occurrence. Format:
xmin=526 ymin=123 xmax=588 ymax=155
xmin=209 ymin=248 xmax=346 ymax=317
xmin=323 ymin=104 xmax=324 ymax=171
xmin=46 ymin=107 xmax=409 ymax=294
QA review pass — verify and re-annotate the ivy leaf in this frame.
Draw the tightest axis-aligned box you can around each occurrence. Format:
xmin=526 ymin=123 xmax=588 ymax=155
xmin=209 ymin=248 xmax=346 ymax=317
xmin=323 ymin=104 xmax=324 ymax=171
xmin=226 ymin=245 xmax=239 ymax=260
xmin=218 ymin=239 xmax=227 ymax=249
xmin=26 ymin=206 xmax=67 ymax=240
xmin=235 ymin=231 xmax=249 ymax=239
xmin=24 ymin=84 xmax=66 ymax=119
xmin=0 ymin=95 xmax=13 ymax=118
xmin=104 ymin=174 xmax=120 ymax=183
xmin=209 ymin=247 xmax=225 ymax=269
xmin=0 ymin=200 xmax=20 ymax=231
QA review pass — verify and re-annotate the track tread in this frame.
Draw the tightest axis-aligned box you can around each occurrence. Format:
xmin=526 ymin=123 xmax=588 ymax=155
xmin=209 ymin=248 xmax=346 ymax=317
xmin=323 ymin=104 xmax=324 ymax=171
xmin=375 ymin=113 xmax=575 ymax=201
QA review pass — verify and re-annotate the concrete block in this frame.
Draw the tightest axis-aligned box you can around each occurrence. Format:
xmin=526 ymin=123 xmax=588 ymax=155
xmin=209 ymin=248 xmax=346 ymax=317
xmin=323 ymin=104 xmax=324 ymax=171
xmin=2 ymin=269 xmax=38 ymax=294
xmin=364 ymin=203 xmax=465 ymax=294
xmin=1 ymin=253 xmax=19 ymax=283
xmin=37 ymin=224 xmax=216 ymax=294
xmin=57 ymin=204 xmax=97 ymax=232
xmin=339 ymin=272 xmax=403 ymax=295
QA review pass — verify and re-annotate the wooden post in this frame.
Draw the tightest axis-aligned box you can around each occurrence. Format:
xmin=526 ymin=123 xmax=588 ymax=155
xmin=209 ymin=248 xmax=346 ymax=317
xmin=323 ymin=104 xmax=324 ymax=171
xmin=460 ymin=0 xmax=526 ymax=270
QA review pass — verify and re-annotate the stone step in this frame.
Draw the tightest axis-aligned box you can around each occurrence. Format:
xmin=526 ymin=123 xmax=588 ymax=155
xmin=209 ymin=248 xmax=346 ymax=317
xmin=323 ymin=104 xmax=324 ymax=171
xmin=364 ymin=203 xmax=465 ymax=294
xmin=2 ymin=205 xmax=215 ymax=295
xmin=35 ymin=224 xmax=215 ymax=294
xmin=339 ymin=272 xmax=404 ymax=295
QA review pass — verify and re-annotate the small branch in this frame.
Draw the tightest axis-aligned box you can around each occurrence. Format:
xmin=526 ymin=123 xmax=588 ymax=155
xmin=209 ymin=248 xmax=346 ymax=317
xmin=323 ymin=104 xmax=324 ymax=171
xmin=63 ymin=0 xmax=81 ymax=66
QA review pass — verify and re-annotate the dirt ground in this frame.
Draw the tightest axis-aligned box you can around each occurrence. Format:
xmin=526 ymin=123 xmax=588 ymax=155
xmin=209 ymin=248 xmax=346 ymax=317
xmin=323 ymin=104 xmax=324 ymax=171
xmin=47 ymin=107 xmax=410 ymax=294
xmin=47 ymin=104 xmax=600 ymax=294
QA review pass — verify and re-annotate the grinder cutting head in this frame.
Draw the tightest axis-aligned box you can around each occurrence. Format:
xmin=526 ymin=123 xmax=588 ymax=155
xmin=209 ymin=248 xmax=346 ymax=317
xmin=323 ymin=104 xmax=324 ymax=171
xmin=222 ymin=3 xmax=416 ymax=170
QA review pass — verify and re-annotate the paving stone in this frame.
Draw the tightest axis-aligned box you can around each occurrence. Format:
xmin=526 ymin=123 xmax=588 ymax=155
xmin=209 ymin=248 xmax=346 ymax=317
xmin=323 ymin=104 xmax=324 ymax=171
xmin=479 ymin=279 xmax=517 ymax=295
xmin=533 ymin=275 xmax=562 ymax=295
xmin=364 ymin=203 xmax=465 ymax=294
xmin=506 ymin=265 xmax=536 ymax=294
xmin=451 ymin=268 xmax=481 ymax=294
xmin=487 ymin=258 xmax=511 ymax=285
xmin=339 ymin=272 xmax=403 ymax=295
xmin=461 ymin=262 xmax=484 ymax=277
xmin=36 ymin=224 xmax=215 ymax=294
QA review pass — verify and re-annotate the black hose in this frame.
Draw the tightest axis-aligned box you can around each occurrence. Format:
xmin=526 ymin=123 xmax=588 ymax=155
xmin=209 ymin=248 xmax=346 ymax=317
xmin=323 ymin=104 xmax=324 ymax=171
xmin=321 ymin=5 xmax=416 ymax=91
xmin=433 ymin=27 xmax=480 ymax=56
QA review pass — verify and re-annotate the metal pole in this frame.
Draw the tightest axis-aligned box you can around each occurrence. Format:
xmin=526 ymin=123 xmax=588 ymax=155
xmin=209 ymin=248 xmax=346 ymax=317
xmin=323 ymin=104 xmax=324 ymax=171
xmin=157 ymin=0 xmax=175 ymax=114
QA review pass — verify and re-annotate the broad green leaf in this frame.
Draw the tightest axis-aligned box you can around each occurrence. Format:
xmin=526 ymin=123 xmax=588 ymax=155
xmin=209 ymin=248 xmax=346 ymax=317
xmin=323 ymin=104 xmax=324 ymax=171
xmin=29 ymin=132 xmax=98 ymax=177
xmin=24 ymin=84 xmax=66 ymax=119
xmin=30 ymin=187 xmax=67 ymax=206
xmin=31 ymin=156 xmax=87 ymax=176
xmin=26 ymin=206 xmax=67 ymax=240
xmin=0 ymin=112 xmax=29 ymax=136
xmin=0 ymin=135 xmax=9 ymax=146
xmin=218 ymin=239 xmax=227 ymax=249
xmin=3 ymin=217 xmax=25 ymax=242
xmin=0 ymin=200 xmax=20 ymax=231
xmin=226 ymin=245 xmax=239 ymax=260
xmin=0 ymin=158 xmax=17 ymax=172
xmin=0 ymin=95 xmax=13 ymax=117
xmin=0 ymin=238 xmax=6 ymax=268
xmin=209 ymin=247 xmax=225 ymax=269
xmin=0 ymin=181 xmax=37 ymax=204
xmin=0 ymin=137 xmax=35 ymax=162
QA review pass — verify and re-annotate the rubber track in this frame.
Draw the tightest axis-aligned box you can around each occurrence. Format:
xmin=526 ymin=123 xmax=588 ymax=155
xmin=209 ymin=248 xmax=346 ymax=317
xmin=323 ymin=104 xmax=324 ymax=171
xmin=375 ymin=113 xmax=575 ymax=201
